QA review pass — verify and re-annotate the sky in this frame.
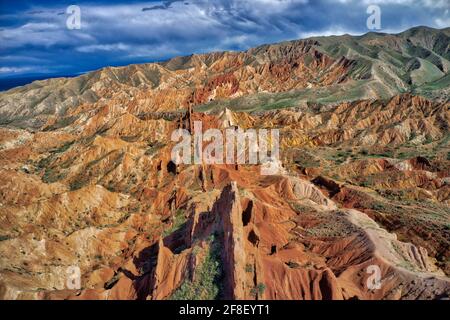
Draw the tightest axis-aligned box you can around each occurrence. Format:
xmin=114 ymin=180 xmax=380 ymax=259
xmin=0 ymin=0 xmax=449 ymax=85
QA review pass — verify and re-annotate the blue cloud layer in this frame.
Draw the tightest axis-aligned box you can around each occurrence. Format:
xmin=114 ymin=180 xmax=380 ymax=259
xmin=0 ymin=0 xmax=449 ymax=80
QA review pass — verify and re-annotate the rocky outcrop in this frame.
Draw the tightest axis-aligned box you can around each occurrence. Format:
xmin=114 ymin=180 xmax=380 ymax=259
xmin=212 ymin=182 xmax=246 ymax=299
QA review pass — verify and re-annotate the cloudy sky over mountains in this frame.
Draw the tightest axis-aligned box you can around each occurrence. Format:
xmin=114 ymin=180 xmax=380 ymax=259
xmin=0 ymin=0 xmax=449 ymax=79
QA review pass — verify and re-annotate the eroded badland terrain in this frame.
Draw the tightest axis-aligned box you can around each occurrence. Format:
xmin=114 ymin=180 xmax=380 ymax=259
xmin=0 ymin=26 xmax=449 ymax=300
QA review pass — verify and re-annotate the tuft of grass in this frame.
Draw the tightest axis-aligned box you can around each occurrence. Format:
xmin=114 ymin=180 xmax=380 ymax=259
xmin=145 ymin=141 xmax=166 ymax=156
xmin=69 ymin=178 xmax=89 ymax=191
xmin=54 ymin=141 xmax=74 ymax=154
xmin=42 ymin=168 xmax=67 ymax=184
xmin=250 ymin=283 xmax=266 ymax=298
xmin=371 ymin=203 xmax=386 ymax=211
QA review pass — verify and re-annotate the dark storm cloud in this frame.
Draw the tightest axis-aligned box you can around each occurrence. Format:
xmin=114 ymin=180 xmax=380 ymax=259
xmin=0 ymin=0 xmax=448 ymax=78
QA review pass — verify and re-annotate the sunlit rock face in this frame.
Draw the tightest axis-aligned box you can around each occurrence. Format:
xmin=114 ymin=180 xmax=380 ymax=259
xmin=0 ymin=27 xmax=449 ymax=300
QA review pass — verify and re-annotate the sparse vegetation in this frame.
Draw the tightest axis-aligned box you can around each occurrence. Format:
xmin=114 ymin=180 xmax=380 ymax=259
xmin=162 ymin=209 xmax=187 ymax=237
xmin=170 ymin=235 xmax=223 ymax=300
xmin=250 ymin=283 xmax=266 ymax=297
xmin=145 ymin=141 xmax=166 ymax=156
xmin=371 ymin=203 xmax=386 ymax=211
xmin=54 ymin=141 xmax=74 ymax=154
xmin=42 ymin=168 xmax=67 ymax=184
xmin=1 ymin=26 xmax=450 ymax=299
xmin=69 ymin=178 xmax=89 ymax=191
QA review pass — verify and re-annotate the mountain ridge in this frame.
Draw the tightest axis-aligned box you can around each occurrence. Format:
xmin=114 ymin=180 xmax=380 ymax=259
xmin=1 ymin=26 xmax=449 ymax=129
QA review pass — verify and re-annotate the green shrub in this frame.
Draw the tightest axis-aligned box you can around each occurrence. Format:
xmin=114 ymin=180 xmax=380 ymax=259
xmin=250 ymin=283 xmax=266 ymax=297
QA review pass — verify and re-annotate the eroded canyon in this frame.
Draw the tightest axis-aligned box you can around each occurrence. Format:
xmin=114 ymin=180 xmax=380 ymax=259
xmin=0 ymin=26 xmax=449 ymax=300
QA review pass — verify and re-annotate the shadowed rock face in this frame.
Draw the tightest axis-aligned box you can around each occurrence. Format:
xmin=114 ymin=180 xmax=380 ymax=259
xmin=0 ymin=27 xmax=449 ymax=300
